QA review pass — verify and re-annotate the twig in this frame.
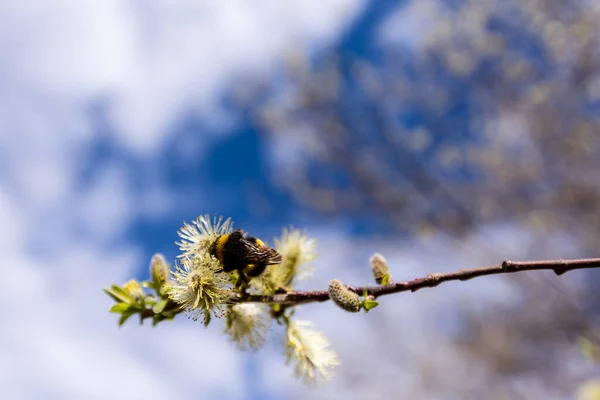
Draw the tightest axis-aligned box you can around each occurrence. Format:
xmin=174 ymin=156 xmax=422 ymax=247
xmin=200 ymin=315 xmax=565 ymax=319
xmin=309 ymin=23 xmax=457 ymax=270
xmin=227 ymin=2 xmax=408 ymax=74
xmin=139 ymin=257 xmax=600 ymax=321
xmin=239 ymin=258 xmax=600 ymax=305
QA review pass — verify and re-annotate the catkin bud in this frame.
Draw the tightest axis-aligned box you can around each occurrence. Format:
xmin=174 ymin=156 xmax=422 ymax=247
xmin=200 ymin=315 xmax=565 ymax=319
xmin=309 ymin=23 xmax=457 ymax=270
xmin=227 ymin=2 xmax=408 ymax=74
xmin=150 ymin=253 xmax=170 ymax=286
xmin=328 ymin=279 xmax=361 ymax=313
xmin=123 ymin=279 xmax=143 ymax=300
xmin=370 ymin=253 xmax=391 ymax=285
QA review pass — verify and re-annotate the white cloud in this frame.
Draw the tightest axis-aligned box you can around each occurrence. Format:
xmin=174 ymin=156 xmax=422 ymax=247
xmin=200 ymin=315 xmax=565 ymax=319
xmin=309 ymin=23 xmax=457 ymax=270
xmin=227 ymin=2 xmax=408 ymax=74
xmin=0 ymin=0 xmax=365 ymax=155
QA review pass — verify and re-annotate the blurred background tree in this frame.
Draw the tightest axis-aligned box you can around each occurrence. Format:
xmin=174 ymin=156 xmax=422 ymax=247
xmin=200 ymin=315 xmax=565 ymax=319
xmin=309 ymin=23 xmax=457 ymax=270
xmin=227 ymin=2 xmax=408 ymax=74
xmin=224 ymin=0 xmax=600 ymax=397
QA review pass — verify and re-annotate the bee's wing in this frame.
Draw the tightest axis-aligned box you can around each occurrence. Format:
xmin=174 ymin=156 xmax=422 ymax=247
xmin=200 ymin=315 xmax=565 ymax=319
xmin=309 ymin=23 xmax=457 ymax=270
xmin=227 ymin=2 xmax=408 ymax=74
xmin=240 ymin=239 xmax=282 ymax=265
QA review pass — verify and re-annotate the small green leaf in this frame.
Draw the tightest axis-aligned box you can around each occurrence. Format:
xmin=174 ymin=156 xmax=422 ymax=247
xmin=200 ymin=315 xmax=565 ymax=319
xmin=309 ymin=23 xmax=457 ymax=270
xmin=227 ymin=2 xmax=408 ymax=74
xmin=152 ymin=314 xmax=165 ymax=327
xmin=103 ymin=288 xmax=121 ymax=303
xmin=144 ymin=296 xmax=156 ymax=307
xmin=152 ymin=277 xmax=164 ymax=292
xmin=363 ymin=285 xmax=369 ymax=299
xmin=203 ymin=313 xmax=212 ymax=327
xmin=105 ymin=285 xmax=133 ymax=304
xmin=381 ymin=274 xmax=390 ymax=285
xmin=140 ymin=281 xmax=153 ymax=289
xmin=110 ymin=302 xmax=131 ymax=313
xmin=153 ymin=299 xmax=168 ymax=314
xmin=362 ymin=300 xmax=379 ymax=313
xmin=118 ymin=313 xmax=133 ymax=327
xmin=158 ymin=285 xmax=172 ymax=299
xmin=104 ymin=287 xmax=132 ymax=304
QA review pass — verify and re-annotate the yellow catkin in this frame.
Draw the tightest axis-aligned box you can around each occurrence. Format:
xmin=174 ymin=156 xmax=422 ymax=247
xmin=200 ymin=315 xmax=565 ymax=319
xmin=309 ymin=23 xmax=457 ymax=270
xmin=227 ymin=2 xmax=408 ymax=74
xmin=328 ymin=279 xmax=361 ymax=313
xmin=370 ymin=253 xmax=391 ymax=285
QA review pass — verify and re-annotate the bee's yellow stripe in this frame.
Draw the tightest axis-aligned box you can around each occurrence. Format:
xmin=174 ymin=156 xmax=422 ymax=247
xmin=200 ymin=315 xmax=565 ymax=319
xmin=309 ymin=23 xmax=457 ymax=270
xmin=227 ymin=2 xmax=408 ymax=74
xmin=244 ymin=263 xmax=256 ymax=274
xmin=215 ymin=234 xmax=229 ymax=263
xmin=254 ymin=238 xmax=266 ymax=247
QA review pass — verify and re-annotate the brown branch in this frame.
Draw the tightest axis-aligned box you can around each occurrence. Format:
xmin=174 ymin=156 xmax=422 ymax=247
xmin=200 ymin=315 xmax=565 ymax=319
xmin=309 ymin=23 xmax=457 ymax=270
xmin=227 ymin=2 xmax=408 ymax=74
xmin=137 ymin=257 xmax=600 ymax=323
xmin=239 ymin=257 xmax=600 ymax=305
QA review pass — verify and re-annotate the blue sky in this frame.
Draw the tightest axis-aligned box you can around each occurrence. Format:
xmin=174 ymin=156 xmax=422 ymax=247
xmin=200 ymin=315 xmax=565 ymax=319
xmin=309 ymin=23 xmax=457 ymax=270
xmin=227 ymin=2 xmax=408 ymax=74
xmin=0 ymin=1 xmax=594 ymax=399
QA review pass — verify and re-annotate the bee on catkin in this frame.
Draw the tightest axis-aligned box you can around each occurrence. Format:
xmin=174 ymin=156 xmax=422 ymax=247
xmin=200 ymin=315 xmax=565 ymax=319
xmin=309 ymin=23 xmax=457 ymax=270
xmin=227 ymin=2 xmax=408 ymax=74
xmin=209 ymin=229 xmax=282 ymax=279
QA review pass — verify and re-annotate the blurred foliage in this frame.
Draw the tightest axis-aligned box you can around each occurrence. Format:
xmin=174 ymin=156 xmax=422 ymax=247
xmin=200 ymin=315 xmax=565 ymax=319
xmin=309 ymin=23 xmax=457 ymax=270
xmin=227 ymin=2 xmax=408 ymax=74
xmin=248 ymin=0 xmax=600 ymax=247
xmin=105 ymin=255 xmax=178 ymax=327
xmin=233 ymin=0 xmax=600 ymax=397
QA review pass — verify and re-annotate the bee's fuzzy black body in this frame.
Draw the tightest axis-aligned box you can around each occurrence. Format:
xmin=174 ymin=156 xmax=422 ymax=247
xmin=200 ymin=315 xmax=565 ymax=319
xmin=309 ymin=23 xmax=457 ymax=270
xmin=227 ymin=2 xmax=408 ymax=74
xmin=209 ymin=229 xmax=282 ymax=278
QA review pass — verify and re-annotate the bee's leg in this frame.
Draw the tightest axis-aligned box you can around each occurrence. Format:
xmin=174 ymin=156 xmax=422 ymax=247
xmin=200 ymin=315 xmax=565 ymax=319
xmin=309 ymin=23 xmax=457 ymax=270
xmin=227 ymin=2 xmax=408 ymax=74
xmin=244 ymin=263 xmax=267 ymax=277
xmin=275 ymin=286 xmax=293 ymax=294
xmin=235 ymin=271 xmax=249 ymax=292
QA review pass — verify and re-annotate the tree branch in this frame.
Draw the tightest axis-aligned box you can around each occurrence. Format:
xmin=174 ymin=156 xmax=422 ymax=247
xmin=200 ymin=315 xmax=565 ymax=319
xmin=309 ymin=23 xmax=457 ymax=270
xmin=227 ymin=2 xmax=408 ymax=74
xmin=239 ymin=257 xmax=600 ymax=305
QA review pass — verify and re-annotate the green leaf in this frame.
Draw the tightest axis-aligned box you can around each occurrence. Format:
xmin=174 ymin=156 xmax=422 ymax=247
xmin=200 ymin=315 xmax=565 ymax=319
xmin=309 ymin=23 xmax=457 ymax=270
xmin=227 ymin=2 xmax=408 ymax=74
xmin=158 ymin=285 xmax=172 ymax=299
xmin=104 ymin=287 xmax=131 ymax=304
xmin=362 ymin=300 xmax=379 ymax=313
xmin=152 ymin=276 xmax=164 ymax=292
xmin=153 ymin=299 xmax=168 ymax=314
xmin=144 ymin=296 xmax=156 ymax=307
xmin=152 ymin=314 xmax=165 ymax=327
xmin=104 ymin=285 xmax=133 ymax=304
xmin=118 ymin=313 xmax=133 ymax=327
xmin=103 ymin=288 xmax=121 ymax=302
xmin=109 ymin=302 xmax=131 ymax=314
xmin=164 ymin=314 xmax=176 ymax=321
xmin=203 ymin=313 xmax=212 ymax=327
xmin=381 ymin=274 xmax=390 ymax=286
xmin=140 ymin=281 xmax=153 ymax=289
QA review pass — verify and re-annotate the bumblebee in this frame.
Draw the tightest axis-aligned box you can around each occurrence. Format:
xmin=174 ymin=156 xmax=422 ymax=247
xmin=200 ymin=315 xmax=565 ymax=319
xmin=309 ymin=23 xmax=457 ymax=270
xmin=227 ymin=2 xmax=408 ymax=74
xmin=209 ymin=229 xmax=282 ymax=278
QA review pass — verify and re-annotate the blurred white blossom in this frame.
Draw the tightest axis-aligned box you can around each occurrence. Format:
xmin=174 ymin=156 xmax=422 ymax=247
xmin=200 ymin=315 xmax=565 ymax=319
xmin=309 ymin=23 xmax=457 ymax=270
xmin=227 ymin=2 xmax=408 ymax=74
xmin=225 ymin=303 xmax=271 ymax=351
xmin=578 ymin=379 xmax=600 ymax=400
xmin=251 ymin=228 xmax=317 ymax=293
xmin=285 ymin=320 xmax=339 ymax=385
xmin=276 ymin=228 xmax=317 ymax=278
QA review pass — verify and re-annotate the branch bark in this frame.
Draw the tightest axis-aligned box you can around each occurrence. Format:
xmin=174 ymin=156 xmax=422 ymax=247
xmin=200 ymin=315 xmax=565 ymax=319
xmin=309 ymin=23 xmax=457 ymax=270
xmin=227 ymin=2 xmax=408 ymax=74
xmin=239 ymin=257 xmax=600 ymax=305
